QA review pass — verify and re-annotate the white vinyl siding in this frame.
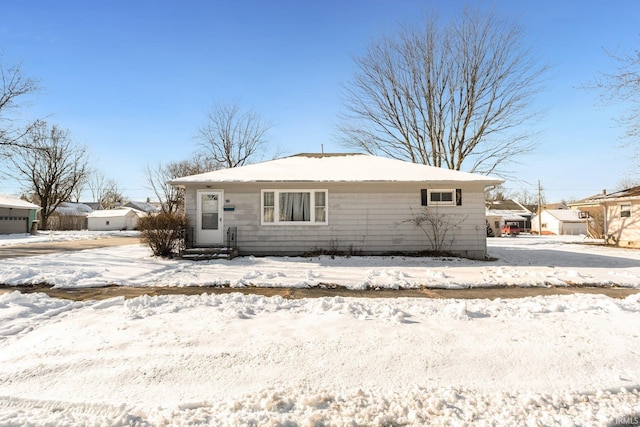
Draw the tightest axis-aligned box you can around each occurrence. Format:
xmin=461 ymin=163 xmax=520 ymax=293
xmin=184 ymin=182 xmax=488 ymax=259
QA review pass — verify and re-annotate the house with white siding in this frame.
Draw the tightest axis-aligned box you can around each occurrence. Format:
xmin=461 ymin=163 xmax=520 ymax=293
xmin=0 ymin=195 xmax=40 ymax=235
xmin=170 ymin=153 xmax=503 ymax=259
xmin=585 ymin=186 xmax=640 ymax=248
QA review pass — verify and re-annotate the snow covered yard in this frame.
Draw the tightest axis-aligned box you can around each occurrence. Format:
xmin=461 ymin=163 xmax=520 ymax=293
xmin=1 ymin=291 xmax=639 ymax=425
xmin=0 ymin=232 xmax=639 ymax=290
xmin=0 ymin=232 xmax=639 ymax=425
xmin=0 ymin=230 xmax=140 ymax=247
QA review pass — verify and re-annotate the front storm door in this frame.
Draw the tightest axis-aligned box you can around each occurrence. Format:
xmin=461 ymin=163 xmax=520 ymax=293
xmin=196 ymin=190 xmax=223 ymax=245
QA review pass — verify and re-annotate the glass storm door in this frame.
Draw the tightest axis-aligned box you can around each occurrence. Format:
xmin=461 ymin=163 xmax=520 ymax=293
xmin=196 ymin=190 xmax=223 ymax=245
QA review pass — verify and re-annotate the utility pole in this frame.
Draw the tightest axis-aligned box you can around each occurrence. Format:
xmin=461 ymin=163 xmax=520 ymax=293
xmin=537 ymin=180 xmax=542 ymax=235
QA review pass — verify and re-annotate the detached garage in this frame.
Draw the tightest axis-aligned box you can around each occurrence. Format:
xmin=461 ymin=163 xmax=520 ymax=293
xmin=0 ymin=195 xmax=40 ymax=235
xmin=87 ymin=208 xmax=141 ymax=231
xmin=532 ymin=209 xmax=592 ymax=236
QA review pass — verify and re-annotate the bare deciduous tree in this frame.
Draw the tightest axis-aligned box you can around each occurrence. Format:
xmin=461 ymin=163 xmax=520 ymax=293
xmin=9 ymin=121 xmax=89 ymax=229
xmin=338 ymin=8 xmax=548 ymax=177
xmin=485 ymin=185 xmax=513 ymax=202
xmin=194 ymin=101 xmax=274 ymax=169
xmin=589 ymin=46 xmax=640 ymax=159
xmin=145 ymin=156 xmax=217 ymax=213
xmin=0 ymin=57 xmax=40 ymax=153
xmin=615 ymin=176 xmax=640 ymax=191
xmin=101 ymin=179 xmax=127 ymax=210
xmin=87 ymin=172 xmax=127 ymax=209
xmin=87 ymin=171 xmax=107 ymax=208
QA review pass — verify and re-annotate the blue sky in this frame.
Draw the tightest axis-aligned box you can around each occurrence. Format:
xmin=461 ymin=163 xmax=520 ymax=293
xmin=1 ymin=0 xmax=639 ymax=202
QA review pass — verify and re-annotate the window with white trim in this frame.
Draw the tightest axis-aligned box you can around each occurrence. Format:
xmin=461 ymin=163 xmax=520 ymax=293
xmin=621 ymin=203 xmax=631 ymax=218
xmin=262 ymin=190 xmax=328 ymax=224
xmin=420 ymin=189 xmax=461 ymax=206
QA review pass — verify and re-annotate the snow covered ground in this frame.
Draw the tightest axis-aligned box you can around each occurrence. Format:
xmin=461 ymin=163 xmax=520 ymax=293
xmin=0 ymin=230 xmax=140 ymax=247
xmin=0 ymin=232 xmax=639 ymax=425
xmin=0 ymin=232 xmax=639 ymax=290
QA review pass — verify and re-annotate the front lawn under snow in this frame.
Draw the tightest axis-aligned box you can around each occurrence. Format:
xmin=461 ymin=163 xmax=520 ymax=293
xmin=1 ymin=291 xmax=639 ymax=425
xmin=0 ymin=232 xmax=639 ymax=425
xmin=0 ymin=232 xmax=639 ymax=289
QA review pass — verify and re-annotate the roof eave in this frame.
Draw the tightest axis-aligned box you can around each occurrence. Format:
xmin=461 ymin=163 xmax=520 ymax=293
xmin=170 ymin=178 xmax=503 ymax=186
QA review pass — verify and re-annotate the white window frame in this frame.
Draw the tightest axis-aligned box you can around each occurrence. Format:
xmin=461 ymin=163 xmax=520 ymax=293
xmin=620 ymin=203 xmax=631 ymax=218
xmin=261 ymin=189 xmax=328 ymax=225
xmin=428 ymin=189 xmax=456 ymax=206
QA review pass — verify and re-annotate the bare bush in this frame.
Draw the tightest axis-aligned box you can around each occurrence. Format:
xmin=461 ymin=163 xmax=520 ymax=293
xmin=410 ymin=209 xmax=467 ymax=254
xmin=138 ymin=212 xmax=188 ymax=258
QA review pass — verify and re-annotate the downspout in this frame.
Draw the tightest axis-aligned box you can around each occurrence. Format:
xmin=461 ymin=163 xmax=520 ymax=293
xmin=601 ymin=189 xmax=608 ymax=243
xmin=602 ymin=202 xmax=608 ymax=243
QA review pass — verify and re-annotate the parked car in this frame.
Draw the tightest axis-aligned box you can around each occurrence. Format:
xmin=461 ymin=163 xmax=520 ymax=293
xmin=501 ymin=223 xmax=520 ymax=236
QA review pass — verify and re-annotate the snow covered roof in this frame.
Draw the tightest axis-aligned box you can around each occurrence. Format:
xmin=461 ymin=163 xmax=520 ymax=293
xmin=170 ymin=153 xmax=504 ymax=186
xmin=544 ymin=209 xmax=587 ymax=222
xmin=494 ymin=213 xmax=528 ymax=221
xmin=0 ymin=194 xmax=40 ymax=210
xmin=86 ymin=208 xmax=140 ymax=218
xmin=486 ymin=199 xmax=531 ymax=213
xmin=54 ymin=202 xmax=93 ymax=216
xmin=126 ymin=201 xmax=161 ymax=213
xmin=591 ymin=185 xmax=640 ymax=202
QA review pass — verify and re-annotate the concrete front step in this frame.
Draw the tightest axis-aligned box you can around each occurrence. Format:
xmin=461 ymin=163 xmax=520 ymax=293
xmin=181 ymin=247 xmax=238 ymax=260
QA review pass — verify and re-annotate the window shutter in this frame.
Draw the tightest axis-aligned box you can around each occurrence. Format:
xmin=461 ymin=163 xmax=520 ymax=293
xmin=421 ymin=189 xmax=428 ymax=206
xmin=456 ymin=189 xmax=462 ymax=206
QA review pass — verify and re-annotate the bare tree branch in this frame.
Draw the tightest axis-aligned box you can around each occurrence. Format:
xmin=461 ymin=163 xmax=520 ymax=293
xmin=145 ymin=156 xmax=217 ymax=213
xmin=87 ymin=171 xmax=107 ymax=208
xmin=587 ymin=45 xmax=640 ymax=160
xmin=8 ymin=121 xmax=89 ymax=229
xmin=0 ymin=56 xmax=40 ymax=154
xmin=194 ymin=101 xmax=274 ymax=168
xmin=338 ymin=7 xmax=548 ymax=177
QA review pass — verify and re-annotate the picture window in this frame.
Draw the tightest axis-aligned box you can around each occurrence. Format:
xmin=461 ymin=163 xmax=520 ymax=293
xmin=262 ymin=190 xmax=328 ymax=225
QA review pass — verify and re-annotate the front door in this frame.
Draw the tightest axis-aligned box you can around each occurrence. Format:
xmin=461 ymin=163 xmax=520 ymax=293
xmin=196 ymin=190 xmax=223 ymax=245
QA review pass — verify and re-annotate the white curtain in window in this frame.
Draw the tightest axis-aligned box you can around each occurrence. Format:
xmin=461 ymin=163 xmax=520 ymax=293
xmin=315 ymin=191 xmax=326 ymax=222
xmin=263 ymin=192 xmax=275 ymax=222
xmin=280 ymin=192 xmax=310 ymax=221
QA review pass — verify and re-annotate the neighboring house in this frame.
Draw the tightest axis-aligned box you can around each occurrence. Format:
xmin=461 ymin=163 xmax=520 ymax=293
xmin=485 ymin=214 xmax=502 ymax=237
xmin=125 ymin=201 xmax=161 ymax=214
xmin=538 ymin=202 xmax=568 ymax=211
xmin=83 ymin=202 xmax=103 ymax=211
xmin=0 ymin=195 xmax=40 ymax=234
xmin=586 ymin=186 xmax=640 ymax=248
xmin=86 ymin=208 xmax=141 ymax=231
xmin=170 ymin=153 xmax=503 ymax=259
xmin=47 ymin=202 xmax=93 ymax=231
xmin=568 ymin=192 xmax=607 ymax=238
xmin=485 ymin=199 xmax=533 ymax=233
xmin=531 ymin=209 xmax=592 ymax=236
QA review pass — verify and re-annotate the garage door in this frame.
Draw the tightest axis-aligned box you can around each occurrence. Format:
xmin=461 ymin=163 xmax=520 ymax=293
xmin=561 ymin=222 xmax=586 ymax=236
xmin=0 ymin=216 xmax=29 ymax=234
